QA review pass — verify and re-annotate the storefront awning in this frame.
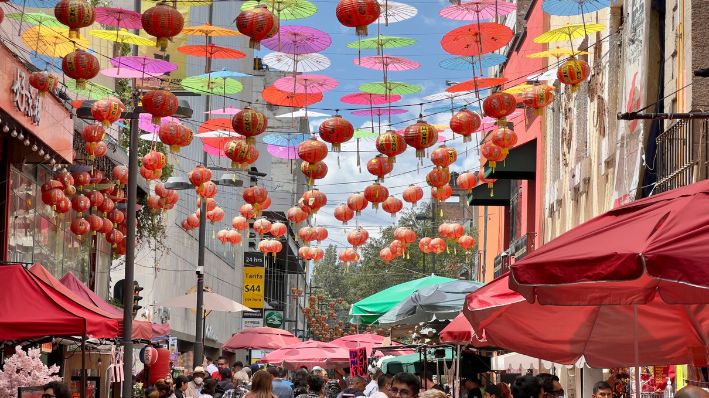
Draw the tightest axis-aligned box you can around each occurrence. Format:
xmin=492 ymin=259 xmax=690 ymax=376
xmin=483 ymin=140 xmax=537 ymax=180
xmin=467 ymin=179 xmax=512 ymax=206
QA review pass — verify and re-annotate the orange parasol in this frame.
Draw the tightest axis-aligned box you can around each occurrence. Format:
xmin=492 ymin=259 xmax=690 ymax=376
xmin=197 ymin=118 xmax=237 ymax=150
xmin=446 ymin=77 xmax=508 ymax=93
xmin=441 ymin=22 xmax=514 ymax=57
xmin=262 ymin=86 xmax=323 ymax=108
xmin=177 ymin=44 xmax=246 ymax=59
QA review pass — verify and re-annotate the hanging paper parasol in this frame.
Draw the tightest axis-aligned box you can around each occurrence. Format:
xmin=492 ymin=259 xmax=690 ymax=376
xmin=177 ymin=44 xmax=246 ymax=59
xmin=528 ymin=46 xmax=588 ymax=59
xmin=441 ymin=22 xmax=514 ymax=56
xmin=274 ymin=74 xmax=339 ymax=94
xmin=360 ymin=81 xmax=421 ymax=96
xmin=139 ymin=113 xmax=181 ymax=134
xmin=262 ymin=86 xmax=324 ymax=107
xmin=439 ymin=0 xmax=517 ymax=20
xmin=439 ymin=53 xmax=507 ymax=71
xmin=111 ymin=56 xmax=177 ymax=75
xmin=262 ymin=26 xmax=332 ymax=55
xmin=241 ymin=0 xmax=317 ymax=20
xmin=101 ymin=68 xmax=167 ymax=79
xmin=541 ymin=0 xmax=611 ymax=16
xmin=528 ymin=69 xmax=559 ymax=81
xmin=140 ymin=133 xmax=161 ymax=142
xmin=205 ymin=107 xmax=242 ymax=115
xmin=64 ymin=80 xmax=114 ymax=100
xmin=205 ymin=69 xmax=253 ymax=78
xmin=504 ymin=83 xmax=534 ymax=95
xmin=181 ymin=75 xmax=244 ymax=96
xmin=353 ymin=127 xmax=380 ymax=139
xmin=341 ymin=92 xmax=401 ymax=105
xmin=268 ymin=144 xmax=299 ymax=159
xmin=10 ymin=0 xmax=58 ymax=8
xmin=424 ymin=103 xmax=477 ymax=116
xmin=377 ymin=1 xmax=418 ymax=24
xmin=89 ymin=29 xmax=155 ymax=46
xmin=276 ymin=109 xmax=330 ymax=118
xmin=351 ymin=108 xmax=407 ymax=116
xmin=347 ymin=35 xmax=416 ymax=51
xmin=446 ymin=77 xmax=508 ymax=93
xmin=182 ymin=23 xmax=240 ymax=37
xmin=263 ymin=52 xmax=331 ymax=73
xmin=262 ymin=133 xmax=309 ymax=147
xmin=354 ymin=55 xmax=420 ymax=72
xmin=533 ymin=23 xmax=606 ymax=44
xmin=94 ymin=7 xmax=143 ymax=29
xmin=424 ymin=91 xmax=482 ymax=102
xmin=22 ymin=26 xmax=90 ymax=57
xmin=198 ymin=118 xmax=234 ymax=134
xmin=6 ymin=12 xmax=62 ymax=27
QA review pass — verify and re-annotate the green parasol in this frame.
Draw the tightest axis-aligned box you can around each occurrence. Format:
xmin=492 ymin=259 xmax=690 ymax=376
xmin=65 ymin=80 xmax=115 ymax=100
xmin=353 ymin=128 xmax=378 ymax=138
xmin=181 ymin=75 xmax=244 ymax=96
xmin=360 ymin=81 xmax=421 ymax=96
xmin=240 ymin=0 xmax=317 ymax=20
xmin=349 ymin=275 xmax=455 ymax=324
xmin=347 ymin=35 xmax=416 ymax=50
xmin=6 ymin=12 xmax=63 ymax=27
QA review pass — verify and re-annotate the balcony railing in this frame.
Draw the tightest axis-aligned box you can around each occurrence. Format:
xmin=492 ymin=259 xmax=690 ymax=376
xmin=493 ymin=232 xmax=537 ymax=279
xmin=655 ymin=120 xmax=704 ymax=193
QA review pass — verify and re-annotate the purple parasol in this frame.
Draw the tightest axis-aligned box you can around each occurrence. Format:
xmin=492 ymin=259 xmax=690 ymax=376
xmin=101 ymin=67 xmax=167 ymax=79
xmin=267 ymin=144 xmax=299 ymax=159
xmin=261 ymin=26 xmax=332 ymax=55
xmin=95 ymin=7 xmax=143 ymax=29
xmin=273 ymin=74 xmax=339 ymax=94
xmin=110 ymin=56 xmax=177 ymax=75
xmin=138 ymin=113 xmax=181 ymax=134
xmin=351 ymin=108 xmax=408 ymax=116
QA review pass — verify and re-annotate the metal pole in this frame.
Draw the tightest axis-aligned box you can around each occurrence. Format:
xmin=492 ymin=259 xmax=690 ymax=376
xmin=482 ymin=206 xmax=489 ymax=280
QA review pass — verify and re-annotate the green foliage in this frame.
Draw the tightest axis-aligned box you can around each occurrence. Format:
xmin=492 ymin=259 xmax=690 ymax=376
xmin=312 ymin=202 xmax=478 ymax=305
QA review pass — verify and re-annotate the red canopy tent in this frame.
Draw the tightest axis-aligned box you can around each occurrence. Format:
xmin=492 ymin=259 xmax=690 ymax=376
xmin=0 ymin=264 xmax=118 ymax=339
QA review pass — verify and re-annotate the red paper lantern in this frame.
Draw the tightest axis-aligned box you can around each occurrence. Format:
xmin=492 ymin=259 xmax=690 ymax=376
xmin=239 ymin=204 xmax=257 ymax=219
xmin=366 ymin=155 xmax=393 ymax=182
xmin=334 ymin=203 xmax=354 ymax=225
xmin=299 ymin=246 xmax=314 ymax=260
xmin=447 ymin=223 xmax=465 ymax=239
xmin=62 ymin=49 xmax=99 ymax=89
xmin=159 ymin=122 xmax=193 ymax=153
xmin=206 ymin=207 xmax=225 ymax=223
xmin=216 ymin=229 xmax=229 ymax=244
xmin=186 ymin=213 xmax=200 ymax=229
xmin=336 ymin=0 xmax=381 ymax=36
xmin=478 ymin=170 xmax=496 ymax=190
xmin=196 ymin=181 xmax=217 ymax=199
xmin=108 ymin=209 xmax=125 ymax=224
xmin=142 ymin=150 xmax=165 ymax=171
xmin=298 ymin=137 xmax=328 ymax=164
xmin=253 ymin=218 xmax=272 ymax=236
xmin=54 ymin=0 xmax=95 ymax=39
xmin=379 ymin=248 xmax=394 ymax=263
xmin=235 ymin=5 xmax=278 ymax=49
xmin=338 ymin=248 xmax=360 ymax=264
xmin=107 ymin=229 xmax=124 ymax=246
xmin=402 ymin=184 xmax=423 ymax=207
xmin=146 ymin=195 xmax=161 ymax=212
xmin=458 ymin=235 xmax=476 ymax=252
xmin=429 ymin=237 xmax=446 ymax=254
xmin=232 ymin=107 xmax=268 ymax=144
xmin=426 ymin=167 xmax=451 ymax=188
xmin=315 ymin=226 xmax=328 ymax=242
xmin=449 ymin=108 xmax=481 ymax=142
xmin=112 ymin=165 xmax=129 ymax=186
xmin=557 ymin=58 xmax=590 ymax=91
xmin=456 ymin=171 xmax=478 ymax=193
xmin=188 ymin=165 xmax=212 ymax=188
xmin=311 ymin=247 xmax=324 ymax=261
xmin=521 ymin=85 xmax=555 ymax=113
xmin=72 ymin=172 xmax=90 ymax=188
xmin=71 ymin=218 xmax=90 ymax=236
xmin=394 ymin=227 xmax=416 ymax=245
xmin=347 ymin=227 xmax=369 ymax=247
xmin=302 ymin=189 xmax=327 ymax=213
xmin=232 ymin=216 xmax=248 ymax=231
xmin=404 ymin=118 xmax=438 ymax=159
xmin=86 ymin=214 xmax=103 ymax=234
xmin=319 ymin=115 xmax=354 ymax=152
xmin=142 ymin=2 xmax=184 ymax=50
xmin=381 ymin=196 xmax=403 ymax=218
xmin=260 ymin=196 xmax=272 ymax=211
xmin=71 ymin=194 xmax=90 ymax=215
xmin=389 ymin=239 xmax=405 ymax=257
xmin=364 ymin=182 xmax=388 ymax=209
xmin=430 ymin=145 xmax=457 ymax=170
xmin=418 ymin=237 xmax=432 ymax=254
xmin=438 ymin=223 xmax=451 ymax=238
xmin=490 ymin=127 xmax=518 ymax=155
xmin=99 ymin=218 xmax=113 ymax=235
xmin=287 ymin=206 xmax=308 ymax=223
xmin=91 ymin=97 xmax=125 ymax=128
xmin=227 ymin=230 xmax=242 ymax=245
xmin=98 ymin=197 xmax=115 ymax=214
xmin=431 ymin=184 xmax=453 ymax=202
xmin=300 ymin=161 xmax=328 ymax=185
xmin=483 ymin=92 xmax=517 ymax=121
xmin=480 ymin=141 xmax=505 ymax=170
xmin=55 ymin=197 xmax=71 ymax=215
xmin=85 ymin=141 xmax=107 ymax=160
xmin=28 ymin=71 xmax=59 ymax=96
xmin=376 ymin=130 xmax=407 ymax=164
xmin=223 ymin=138 xmax=259 ymax=170
xmin=140 ymin=166 xmax=162 ymax=181
xmin=142 ymin=90 xmax=178 ymax=125
xmin=298 ymin=226 xmax=318 ymax=243
xmin=271 ymin=222 xmax=287 ymax=238
xmin=347 ymin=192 xmax=368 ymax=215
xmin=243 ymin=186 xmax=269 ymax=207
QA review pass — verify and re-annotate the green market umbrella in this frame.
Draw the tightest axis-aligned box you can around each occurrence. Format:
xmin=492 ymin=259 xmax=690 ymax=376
xmin=360 ymin=81 xmax=421 ymax=96
xmin=240 ymin=0 xmax=317 ymax=20
xmin=380 ymin=347 xmax=455 ymax=375
xmin=6 ymin=12 xmax=63 ymax=27
xmin=181 ymin=75 xmax=244 ymax=96
xmin=349 ymin=275 xmax=455 ymax=324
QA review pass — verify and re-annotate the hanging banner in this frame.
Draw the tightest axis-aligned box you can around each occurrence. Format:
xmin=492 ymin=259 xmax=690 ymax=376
xmin=349 ymin=347 xmax=368 ymax=377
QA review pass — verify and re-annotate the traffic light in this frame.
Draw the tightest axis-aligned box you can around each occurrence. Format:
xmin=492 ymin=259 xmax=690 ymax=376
xmin=132 ymin=281 xmax=144 ymax=317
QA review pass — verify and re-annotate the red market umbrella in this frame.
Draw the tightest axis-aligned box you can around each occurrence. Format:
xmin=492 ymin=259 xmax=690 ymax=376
xmin=441 ymin=22 xmax=514 ymax=57
xmin=260 ymin=340 xmax=351 ymax=370
xmin=223 ymin=327 xmax=300 ymax=351
xmin=464 ymin=274 xmax=709 ymax=368
xmin=510 ymin=179 xmax=709 ymax=306
xmin=262 ymin=86 xmax=324 ymax=107
xmin=446 ymin=77 xmax=508 ymax=93
xmin=439 ymin=313 xmax=485 ymax=346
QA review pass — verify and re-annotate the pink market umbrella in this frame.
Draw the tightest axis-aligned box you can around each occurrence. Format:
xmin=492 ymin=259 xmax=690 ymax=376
xmin=138 ymin=113 xmax=180 ymax=134
xmin=440 ymin=0 xmax=517 ymax=21
xmin=94 ymin=7 xmax=143 ymax=29
xmin=223 ymin=327 xmax=300 ymax=351
xmin=205 ymin=107 xmax=241 ymax=115
xmin=341 ymin=92 xmax=401 ymax=105
xmin=274 ymin=74 xmax=339 ymax=94
xmin=267 ymin=144 xmax=299 ymax=159
xmin=262 ymin=26 xmax=332 ymax=55
xmin=260 ymin=340 xmax=351 ymax=370
xmin=111 ymin=56 xmax=177 ymax=75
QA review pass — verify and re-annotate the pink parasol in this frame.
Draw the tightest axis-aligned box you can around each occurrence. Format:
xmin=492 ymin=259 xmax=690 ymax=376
xmin=341 ymin=92 xmax=401 ymax=105
xmin=482 ymin=110 xmax=523 ymax=125
xmin=267 ymin=144 xmax=299 ymax=159
xmin=138 ymin=113 xmax=180 ymax=134
xmin=351 ymin=108 xmax=407 ymax=116
xmin=353 ymin=55 xmax=421 ymax=72
xmin=203 ymin=143 xmax=229 ymax=158
xmin=273 ymin=74 xmax=339 ymax=94
xmin=101 ymin=67 xmax=166 ymax=79
xmin=205 ymin=107 xmax=241 ymax=115
xmin=260 ymin=340 xmax=351 ymax=370
xmin=439 ymin=0 xmax=517 ymax=21
xmin=262 ymin=26 xmax=332 ymax=55
xmin=223 ymin=327 xmax=301 ymax=351
xmin=110 ymin=56 xmax=177 ymax=75
xmin=95 ymin=7 xmax=143 ymax=29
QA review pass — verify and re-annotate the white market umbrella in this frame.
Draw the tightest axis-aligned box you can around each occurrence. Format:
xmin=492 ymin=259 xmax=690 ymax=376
xmin=161 ymin=291 xmax=254 ymax=313
xmin=276 ymin=108 xmax=330 ymax=119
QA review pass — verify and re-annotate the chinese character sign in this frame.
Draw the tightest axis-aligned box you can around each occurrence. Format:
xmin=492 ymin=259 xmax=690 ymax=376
xmin=349 ymin=348 xmax=367 ymax=377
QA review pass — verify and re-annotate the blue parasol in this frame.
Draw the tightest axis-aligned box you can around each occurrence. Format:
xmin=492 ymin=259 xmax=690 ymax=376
xmin=262 ymin=133 xmax=310 ymax=147
xmin=541 ymin=0 xmax=611 ymax=16
xmin=439 ymin=53 xmax=507 ymax=71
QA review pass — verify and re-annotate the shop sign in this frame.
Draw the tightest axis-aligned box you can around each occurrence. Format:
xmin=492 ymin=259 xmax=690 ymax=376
xmin=264 ymin=310 xmax=284 ymax=328
xmin=11 ymin=69 xmax=41 ymax=126
xmin=243 ymin=266 xmax=265 ymax=309
xmin=168 ymin=336 xmax=178 ymax=361
xmin=349 ymin=347 xmax=367 ymax=377
xmin=241 ymin=318 xmax=263 ymax=329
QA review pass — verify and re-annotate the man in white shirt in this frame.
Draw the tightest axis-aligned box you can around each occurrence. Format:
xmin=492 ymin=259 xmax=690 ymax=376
xmin=364 ymin=368 xmax=383 ymax=397
xmin=369 ymin=375 xmax=392 ymax=398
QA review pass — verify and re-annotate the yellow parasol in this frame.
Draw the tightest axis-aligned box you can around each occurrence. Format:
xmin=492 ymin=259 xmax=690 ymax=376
xmin=533 ymin=23 xmax=606 ymax=44
xmin=181 ymin=23 xmax=240 ymax=37
xmin=528 ymin=46 xmax=589 ymax=59
xmin=504 ymin=83 xmax=534 ymax=94
xmin=89 ymin=28 xmax=156 ymax=46
xmin=22 ymin=26 xmax=90 ymax=57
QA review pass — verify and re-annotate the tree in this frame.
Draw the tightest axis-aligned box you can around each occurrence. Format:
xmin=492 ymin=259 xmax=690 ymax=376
xmin=0 ymin=346 xmax=61 ymax=398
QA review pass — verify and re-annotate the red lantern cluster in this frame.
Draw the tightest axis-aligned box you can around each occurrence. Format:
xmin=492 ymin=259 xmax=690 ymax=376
xmin=54 ymin=0 xmax=95 ymax=39
xmin=82 ymin=124 xmax=106 ymax=160
xmin=319 ymin=115 xmax=354 ymax=152
xmin=376 ymin=130 xmax=407 ymax=164
xmin=364 ymin=182 xmax=388 ymax=209
xmin=232 ymin=107 xmax=268 ymax=144
xmin=142 ymin=90 xmax=179 ymax=125
xmin=338 ymin=248 xmax=360 ymax=265
xmin=141 ymin=150 xmax=167 ymax=181
xmin=142 ymin=2 xmax=184 ymax=50
xmin=287 ymin=206 xmax=308 ymax=224
xmin=188 ymin=165 xmax=212 ymax=190
xmin=29 ymin=71 xmax=59 ymax=96
xmin=402 ymin=184 xmax=423 ymax=207
xmin=439 ymin=223 xmax=465 ymax=240
xmin=159 ymin=122 xmax=193 ymax=153
xmin=243 ymin=185 xmax=270 ymax=213
xmin=153 ymin=182 xmax=179 ymax=211
xmin=394 ymin=227 xmax=417 ymax=246
xmin=449 ymin=108 xmax=481 ymax=143
xmin=521 ymin=85 xmax=555 ymax=114
xmin=253 ymin=218 xmax=272 ymax=236
xmin=91 ymin=97 xmax=125 ymax=128
xmin=404 ymin=118 xmax=438 ymax=159
xmin=430 ymin=145 xmax=457 ymax=170
xmin=389 ymin=239 xmax=405 ymax=257
xmin=259 ymin=239 xmax=283 ymax=256
xmin=302 ymin=189 xmax=327 ymax=213
xmin=236 ymin=5 xmax=279 ymax=49
xmin=182 ymin=213 xmax=200 ymax=230
xmin=336 ymin=0 xmax=381 ymax=36
xmin=206 ymin=206 xmax=225 ymax=224
xmin=298 ymin=226 xmax=318 ymax=243
xmin=298 ymin=137 xmax=328 ymax=165
xmin=557 ymin=58 xmax=590 ymax=91
xmin=62 ymin=49 xmax=99 ymax=89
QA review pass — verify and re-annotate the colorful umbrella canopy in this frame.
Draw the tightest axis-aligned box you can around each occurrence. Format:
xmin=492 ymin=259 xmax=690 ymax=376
xmin=353 ymin=128 xmax=379 ymax=139
xmin=441 ymin=22 xmax=515 ymax=57
xmin=351 ymin=108 xmax=407 ymax=116
xmin=89 ymin=29 xmax=155 ymax=46
xmin=267 ymin=144 xmax=299 ymax=159
xmin=527 ymin=46 xmax=588 ymax=59
xmin=341 ymin=92 xmax=401 ymax=105
xmin=350 ymin=275 xmax=455 ymax=324
xmin=181 ymin=75 xmax=244 ymax=96
xmin=94 ymin=7 xmax=143 ymax=29
xmin=541 ymin=0 xmax=611 ymax=16
xmin=182 ymin=23 xmax=239 ymax=37
xmin=262 ymin=86 xmax=324 ymax=107
xmin=276 ymin=109 xmax=330 ymax=118
xmin=263 ymin=52 xmax=331 ymax=73
xmin=465 ymin=274 xmax=709 ymax=368
xmin=273 ymin=74 xmax=339 ymax=94
xmin=360 ymin=81 xmax=421 ymax=96
xmin=510 ymin=179 xmax=709 ymax=306
xmin=6 ymin=12 xmax=62 ymax=27
xmin=424 ymin=91 xmax=482 ymax=102
xmin=260 ymin=340 xmax=351 ymax=370
xmin=139 ymin=113 xmax=181 ymax=134
xmin=241 ymin=0 xmax=317 ymax=20
xmin=22 ymin=26 xmax=90 ymax=57
xmin=503 ymin=83 xmax=534 ymax=94
xmin=446 ymin=77 xmax=508 ymax=93
xmin=377 ymin=1 xmax=418 ymax=24
xmin=439 ymin=54 xmax=507 ymax=71
xmin=440 ymin=0 xmax=517 ymax=20
xmin=533 ymin=23 xmax=606 ymax=44
xmin=177 ymin=44 xmax=246 ymax=59
xmin=205 ymin=107 xmax=241 ymax=115
xmin=64 ymin=80 xmax=113 ymax=100
xmin=354 ymin=55 xmax=420 ymax=71
xmin=223 ymin=327 xmax=301 ymax=351
xmin=347 ymin=35 xmax=416 ymax=51
xmin=111 ymin=56 xmax=177 ymax=74
xmin=262 ymin=133 xmax=309 ymax=146
xmin=262 ymin=26 xmax=332 ymax=55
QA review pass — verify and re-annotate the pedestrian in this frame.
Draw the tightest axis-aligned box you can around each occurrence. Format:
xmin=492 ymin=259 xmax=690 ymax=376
xmin=245 ymin=370 xmax=278 ymax=398
xmin=484 ymin=384 xmax=503 ymax=398
xmin=325 ymin=375 xmax=344 ymax=398
xmin=43 ymin=381 xmax=70 ymax=398
xmin=188 ymin=367 xmax=208 ymax=398
xmin=200 ymin=379 xmax=218 ymax=398
xmin=348 ymin=377 xmax=367 ymax=395
xmin=233 ymin=362 xmax=244 ymax=375
xmin=146 ymin=387 xmax=160 ymax=398
xmin=156 ymin=379 xmax=176 ymax=398
xmin=268 ymin=367 xmax=295 ymax=398
xmin=217 ymin=369 xmax=235 ymax=398
xmin=235 ymin=368 xmax=252 ymax=387
xmin=389 ymin=373 xmax=420 ymax=398
xmin=499 ymin=384 xmax=512 ymax=398
xmin=463 ymin=379 xmax=483 ymax=398
xmin=293 ymin=369 xmax=311 ymax=396
xmin=296 ymin=374 xmax=326 ymax=398
xmin=419 ymin=390 xmax=446 ymax=398
xmin=536 ymin=374 xmax=562 ymax=398
xmin=511 ymin=376 xmax=542 ymax=398
xmin=369 ymin=375 xmax=393 ymax=398
xmin=176 ymin=376 xmax=190 ymax=398
xmin=421 ymin=376 xmax=444 ymax=392
xmin=591 ymin=382 xmax=613 ymax=398
xmin=365 ymin=368 xmax=383 ymax=397
xmin=675 ymin=386 xmax=709 ymax=398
